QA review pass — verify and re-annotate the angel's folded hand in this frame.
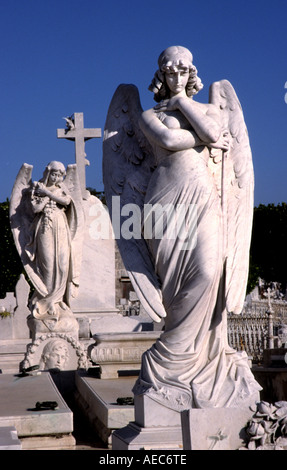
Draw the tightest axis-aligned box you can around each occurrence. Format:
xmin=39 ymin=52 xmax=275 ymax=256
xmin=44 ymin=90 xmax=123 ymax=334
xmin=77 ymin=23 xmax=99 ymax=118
xmin=35 ymin=186 xmax=48 ymax=197
xmin=208 ymin=131 xmax=230 ymax=151
xmin=154 ymin=100 xmax=169 ymax=112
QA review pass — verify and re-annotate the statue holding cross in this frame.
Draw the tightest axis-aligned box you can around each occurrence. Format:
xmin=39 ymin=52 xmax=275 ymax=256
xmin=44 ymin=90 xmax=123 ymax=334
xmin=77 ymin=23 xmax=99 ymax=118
xmin=57 ymin=112 xmax=101 ymax=199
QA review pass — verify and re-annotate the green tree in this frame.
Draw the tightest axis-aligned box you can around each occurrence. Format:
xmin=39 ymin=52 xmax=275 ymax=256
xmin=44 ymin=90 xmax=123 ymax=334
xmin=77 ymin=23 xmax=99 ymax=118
xmin=0 ymin=200 xmax=24 ymax=298
xmin=249 ymin=203 xmax=287 ymax=290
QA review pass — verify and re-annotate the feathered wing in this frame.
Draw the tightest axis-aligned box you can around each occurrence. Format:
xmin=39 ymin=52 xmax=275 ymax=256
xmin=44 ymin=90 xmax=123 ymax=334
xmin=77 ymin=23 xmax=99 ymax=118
xmin=10 ymin=163 xmax=48 ymax=296
xmin=103 ymin=84 xmax=166 ymax=322
xmin=209 ymin=80 xmax=254 ymax=314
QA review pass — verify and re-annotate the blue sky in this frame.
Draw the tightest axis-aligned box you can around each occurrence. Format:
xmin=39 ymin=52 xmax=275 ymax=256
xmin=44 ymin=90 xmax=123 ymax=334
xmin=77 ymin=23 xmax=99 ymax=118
xmin=0 ymin=0 xmax=286 ymax=206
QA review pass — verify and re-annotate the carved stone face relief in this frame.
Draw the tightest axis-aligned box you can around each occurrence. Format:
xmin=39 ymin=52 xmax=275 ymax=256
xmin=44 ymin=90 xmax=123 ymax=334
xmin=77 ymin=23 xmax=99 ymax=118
xmin=41 ymin=339 xmax=69 ymax=370
xmin=20 ymin=333 xmax=88 ymax=372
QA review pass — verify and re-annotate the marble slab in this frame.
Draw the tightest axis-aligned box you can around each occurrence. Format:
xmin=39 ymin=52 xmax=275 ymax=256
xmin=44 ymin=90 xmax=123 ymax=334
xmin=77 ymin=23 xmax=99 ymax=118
xmin=0 ymin=372 xmax=75 ymax=449
xmin=75 ymin=371 xmax=135 ymax=445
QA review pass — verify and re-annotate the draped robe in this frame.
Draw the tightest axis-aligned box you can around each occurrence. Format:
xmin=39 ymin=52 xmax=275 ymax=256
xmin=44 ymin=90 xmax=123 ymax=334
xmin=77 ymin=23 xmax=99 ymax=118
xmin=133 ymin=144 xmax=261 ymax=410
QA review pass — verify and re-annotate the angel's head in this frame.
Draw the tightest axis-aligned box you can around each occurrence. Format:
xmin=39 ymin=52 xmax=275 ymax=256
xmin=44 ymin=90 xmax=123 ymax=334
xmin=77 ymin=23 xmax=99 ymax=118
xmin=149 ymin=46 xmax=203 ymax=102
xmin=40 ymin=161 xmax=66 ymax=187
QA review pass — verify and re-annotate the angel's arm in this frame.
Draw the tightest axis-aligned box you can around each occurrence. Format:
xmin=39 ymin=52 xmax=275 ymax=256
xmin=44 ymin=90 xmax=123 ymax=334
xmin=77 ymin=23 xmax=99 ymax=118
xmin=46 ymin=189 xmax=71 ymax=206
xmin=34 ymin=183 xmax=71 ymax=206
xmin=139 ymin=108 xmax=203 ymax=151
xmin=158 ymin=96 xmax=222 ymax=143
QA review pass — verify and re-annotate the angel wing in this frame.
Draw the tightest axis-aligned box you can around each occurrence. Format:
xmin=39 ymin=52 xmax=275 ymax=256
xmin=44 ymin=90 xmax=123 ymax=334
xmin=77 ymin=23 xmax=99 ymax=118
xmin=10 ymin=163 xmax=48 ymax=296
xmin=62 ymin=164 xmax=85 ymax=296
xmin=103 ymin=84 xmax=167 ymax=322
xmin=209 ymin=80 xmax=254 ymax=314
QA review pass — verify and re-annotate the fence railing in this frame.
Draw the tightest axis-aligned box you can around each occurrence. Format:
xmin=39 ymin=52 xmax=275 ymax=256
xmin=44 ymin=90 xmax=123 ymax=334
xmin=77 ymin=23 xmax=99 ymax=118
xmin=227 ymin=312 xmax=269 ymax=363
xmin=227 ymin=300 xmax=287 ymax=363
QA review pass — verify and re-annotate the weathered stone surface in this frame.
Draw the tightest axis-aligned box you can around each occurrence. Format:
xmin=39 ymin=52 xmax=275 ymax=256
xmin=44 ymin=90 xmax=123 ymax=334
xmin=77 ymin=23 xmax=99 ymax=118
xmin=181 ymin=407 xmax=254 ymax=450
xmin=75 ymin=372 xmax=135 ymax=446
xmin=70 ymin=194 xmax=116 ymax=315
xmin=112 ymin=423 xmax=183 ymax=450
xmin=89 ymin=331 xmax=160 ymax=378
xmin=0 ymin=373 xmax=73 ymax=439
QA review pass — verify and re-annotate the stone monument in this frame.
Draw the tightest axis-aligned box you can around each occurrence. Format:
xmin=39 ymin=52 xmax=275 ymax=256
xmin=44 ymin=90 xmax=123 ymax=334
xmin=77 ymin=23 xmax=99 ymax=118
xmin=103 ymin=45 xmax=262 ymax=450
xmin=57 ymin=113 xmax=123 ymax=335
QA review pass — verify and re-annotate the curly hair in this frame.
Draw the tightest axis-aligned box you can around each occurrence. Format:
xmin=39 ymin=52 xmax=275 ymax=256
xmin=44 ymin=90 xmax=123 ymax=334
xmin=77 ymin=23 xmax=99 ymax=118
xmin=148 ymin=46 xmax=203 ymax=102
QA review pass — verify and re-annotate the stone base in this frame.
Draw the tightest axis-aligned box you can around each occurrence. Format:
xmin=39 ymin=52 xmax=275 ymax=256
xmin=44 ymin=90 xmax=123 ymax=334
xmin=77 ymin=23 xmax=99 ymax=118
xmin=75 ymin=371 xmax=135 ymax=446
xmin=27 ymin=309 xmax=79 ymax=341
xmin=112 ymin=423 xmax=182 ymax=450
xmin=112 ymin=391 xmax=255 ymax=451
xmin=0 ymin=372 xmax=74 ymax=449
xmin=89 ymin=331 xmax=160 ymax=378
xmin=134 ymin=393 xmax=181 ymax=427
xmin=112 ymin=391 xmax=183 ymax=450
xmin=181 ymin=407 xmax=253 ymax=450
xmin=21 ymin=433 xmax=75 ymax=450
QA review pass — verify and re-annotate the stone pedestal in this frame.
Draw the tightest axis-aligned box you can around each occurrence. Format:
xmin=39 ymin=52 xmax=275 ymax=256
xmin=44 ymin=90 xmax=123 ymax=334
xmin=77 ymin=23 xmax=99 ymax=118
xmin=27 ymin=308 xmax=80 ymax=342
xmin=134 ymin=394 xmax=181 ymax=427
xmin=89 ymin=331 xmax=160 ymax=378
xmin=112 ymin=393 xmax=256 ymax=450
xmin=181 ymin=407 xmax=253 ymax=450
xmin=112 ymin=422 xmax=183 ymax=450
xmin=112 ymin=394 xmax=183 ymax=450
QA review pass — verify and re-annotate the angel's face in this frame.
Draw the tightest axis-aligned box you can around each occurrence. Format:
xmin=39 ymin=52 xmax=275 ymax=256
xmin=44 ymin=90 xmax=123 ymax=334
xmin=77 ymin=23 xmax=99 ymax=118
xmin=165 ymin=68 xmax=189 ymax=97
xmin=48 ymin=170 xmax=62 ymax=186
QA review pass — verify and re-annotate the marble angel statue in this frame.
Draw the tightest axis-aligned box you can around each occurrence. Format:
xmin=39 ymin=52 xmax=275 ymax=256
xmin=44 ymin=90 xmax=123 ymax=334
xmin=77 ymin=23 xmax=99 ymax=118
xmin=103 ymin=46 xmax=261 ymax=411
xmin=10 ymin=160 xmax=84 ymax=323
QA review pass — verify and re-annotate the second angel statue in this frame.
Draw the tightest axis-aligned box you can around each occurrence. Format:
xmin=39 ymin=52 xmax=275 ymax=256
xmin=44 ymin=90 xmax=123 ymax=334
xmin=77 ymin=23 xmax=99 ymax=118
xmin=103 ymin=45 xmax=261 ymax=411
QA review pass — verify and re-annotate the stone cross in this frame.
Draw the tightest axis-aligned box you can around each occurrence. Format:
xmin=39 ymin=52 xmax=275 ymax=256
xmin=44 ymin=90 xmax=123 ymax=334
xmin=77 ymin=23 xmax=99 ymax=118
xmin=57 ymin=112 xmax=101 ymax=199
